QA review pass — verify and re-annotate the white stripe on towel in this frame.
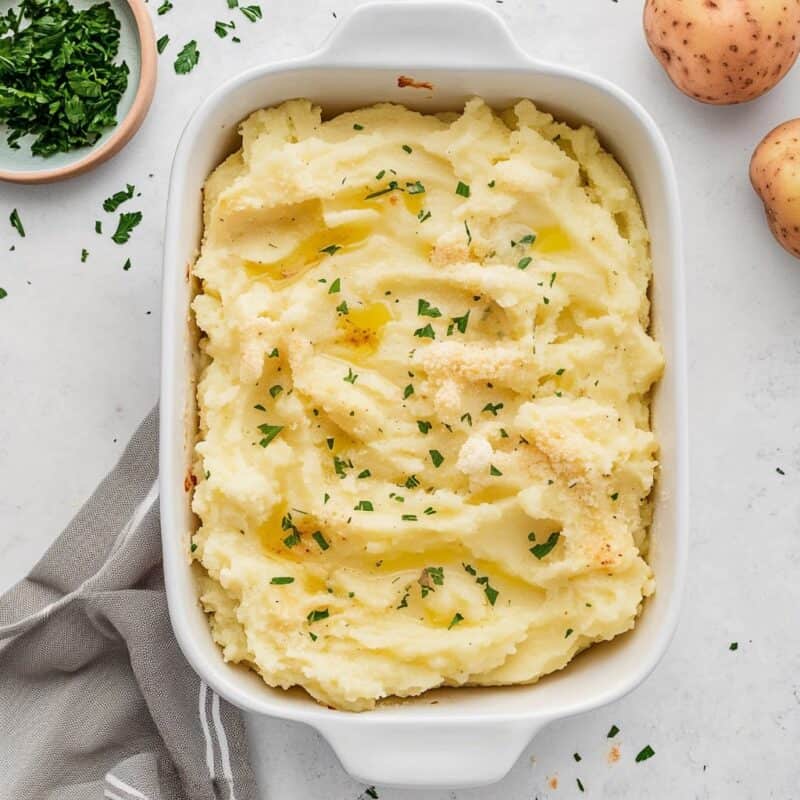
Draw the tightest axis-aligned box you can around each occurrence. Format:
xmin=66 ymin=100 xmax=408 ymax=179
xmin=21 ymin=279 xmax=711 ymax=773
xmin=105 ymin=773 xmax=151 ymax=800
xmin=104 ymin=790 xmax=128 ymax=800
xmin=199 ymin=680 xmax=216 ymax=779
xmin=211 ymin=689 xmax=237 ymax=800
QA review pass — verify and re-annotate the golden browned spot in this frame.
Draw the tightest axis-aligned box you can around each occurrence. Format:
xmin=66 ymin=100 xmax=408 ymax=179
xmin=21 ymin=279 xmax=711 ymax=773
xmin=397 ymin=75 xmax=434 ymax=90
xmin=184 ymin=472 xmax=197 ymax=492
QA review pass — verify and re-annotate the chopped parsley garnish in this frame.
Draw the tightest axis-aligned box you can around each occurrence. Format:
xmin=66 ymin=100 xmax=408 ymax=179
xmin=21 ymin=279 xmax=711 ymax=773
xmin=375 ymin=169 xmax=385 ymax=179
xmin=729 ymin=642 xmax=738 ymax=651
xmin=174 ymin=40 xmax=200 ymax=74
xmin=518 ymin=234 xmax=536 ymax=245
xmin=403 ymin=384 xmax=414 ymax=399
xmin=455 ymin=181 xmax=470 ymax=198
xmin=499 ymin=428 xmax=508 ymax=438
xmin=463 ymin=563 xmax=477 ymax=576
xmin=354 ymin=123 xmax=364 ymax=131
xmin=326 ymin=437 xmax=334 ymax=450
xmin=214 ymin=20 xmax=236 ymax=37
xmin=418 ymin=566 xmax=443 ymax=597
xmin=323 ymin=492 xmax=330 ymax=504
xmin=460 ymin=412 xmax=472 ymax=426
xmin=343 ymin=367 xmax=358 ymax=384
xmin=268 ymin=347 xmax=279 ymax=358
xmin=517 ymin=256 xmax=532 ymax=270
xmin=103 ymin=184 xmax=135 ymax=213
xmin=423 ymin=506 xmax=436 ymax=515
xmin=406 ymin=180 xmax=425 ymax=194
xmin=283 ymin=530 xmax=300 ymax=547
xmin=257 ymin=423 xmax=283 ymax=447
xmin=357 ymin=469 xmax=371 ymax=478
xmin=312 ymin=531 xmax=330 ymax=551
xmin=320 ymin=244 xmax=341 ymax=255
xmin=404 ymin=474 xmax=420 ymax=489
xmin=240 ymin=4 xmax=262 ymax=21
xmin=81 ymin=248 xmax=89 ymax=263
xmin=482 ymin=402 xmax=503 ymax=416
xmin=254 ymin=404 xmax=266 ymax=411
xmin=490 ymin=465 xmax=502 ymax=476
xmin=122 ymin=258 xmax=131 ymax=271
xmin=402 ymin=144 xmax=412 ymax=153
xmin=607 ymin=725 xmax=620 ymax=738
xmin=270 ymin=576 xmax=294 ymax=584
xmin=573 ymin=753 xmax=582 ymax=762
xmin=610 ymin=492 xmax=619 ymax=501
xmin=417 ymin=420 xmax=432 ymax=434
xmin=190 ymin=542 xmax=197 ymax=553
xmin=487 ymin=180 xmax=496 ymax=188
xmin=447 ymin=612 xmax=464 ymax=629
xmin=0 ymin=1 xmax=129 ymax=156
xmin=354 ymin=500 xmax=374 ymax=511
xmin=565 ymin=628 xmax=574 ymax=638
xmin=417 ymin=298 xmax=441 ymax=317
xmin=365 ymin=180 xmax=401 ymax=199
xmin=451 ymin=311 xmax=470 ymax=334
xmin=333 ymin=455 xmax=350 ymax=477
xmin=635 ymin=745 xmax=655 ymax=763
xmin=530 ymin=531 xmax=560 ymax=559
xmin=336 ymin=300 xmax=349 ymax=315
xmin=550 ymin=271 xmax=557 ymax=287
xmin=417 ymin=210 xmax=432 ymax=223
xmin=464 ymin=220 xmax=472 ymax=245
xmin=95 ymin=220 xmax=102 ymax=234
xmin=269 ymin=384 xmax=283 ymax=398
xmin=577 ymin=778 xmax=585 ymax=792
xmin=543 ymin=296 xmax=550 ymax=305
xmin=401 ymin=514 xmax=417 ymax=521
xmin=328 ymin=277 xmax=341 ymax=294
xmin=9 ymin=209 xmax=24 ymax=237
xmin=111 ymin=211 xmax=142 ymax=244
xmin=157 ymin=0 xmax=172 ymax=13
xmin=309 ymin=631 xmax=317 ymax=641
xmin=156 ymin=34 xmax=170 ymax=54
xmin=429 ymin=450 xmax=444 ymax=468
xmin=397 ymin=589 xmax=410 ymax=608
xmin=414 ymin=323 xmax=436 ymax=339
xmin=556 ymin=368 xmax=565 ymax=376
xmin=365 ymin=787 xmax=379 ymax=799
xmin=307 ymin=608 xmax=329 ymax=623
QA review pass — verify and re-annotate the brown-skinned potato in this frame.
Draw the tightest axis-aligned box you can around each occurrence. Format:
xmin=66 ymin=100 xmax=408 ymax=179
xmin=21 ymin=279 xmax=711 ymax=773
xmin=750 ymin=119 xmax=800 ymax=258
xmin=644 ymin=0 xmax=800 ymax=104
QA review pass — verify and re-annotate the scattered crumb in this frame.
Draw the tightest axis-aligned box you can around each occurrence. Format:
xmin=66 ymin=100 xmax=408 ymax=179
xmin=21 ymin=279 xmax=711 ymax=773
xmin=397 ymin=75 xmax=434 ymax=90
xmin=608 ymin=745 xmax=620 ymax=763
xmin=548 ymin=776 xmax=558 ymax=790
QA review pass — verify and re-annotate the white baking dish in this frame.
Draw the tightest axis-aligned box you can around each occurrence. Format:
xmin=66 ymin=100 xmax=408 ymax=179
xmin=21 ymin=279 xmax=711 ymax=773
xmin=160 ymin=1 xmax=688 ymax=788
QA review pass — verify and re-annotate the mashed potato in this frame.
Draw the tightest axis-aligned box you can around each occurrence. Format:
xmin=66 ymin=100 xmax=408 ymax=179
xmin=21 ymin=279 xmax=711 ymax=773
xmin=190 ymin=98 xmax=663 ymax=711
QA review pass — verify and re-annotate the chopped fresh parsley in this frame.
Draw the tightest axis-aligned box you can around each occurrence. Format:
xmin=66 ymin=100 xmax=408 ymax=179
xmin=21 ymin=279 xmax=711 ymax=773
xmin=336 ymin=300 xmax=349 ymax=315
xmin=357 ymin=469 xmax=371 ymax=478
xmin=414 ymin=323 xmax=436 ymax=339
xmin=240 ymin=4 xmax=262 ymax=21
xmin=417 ymin=420 xmax=432 ymax=434
xmin=257 ymin=423 xmax=283 ymax=447
xmin=353 ymin=123 xmax=364 ymax=131
xmin=343 ymin=367 xmax=358 ymax=384
xmin=214 ymin=20 xmax=235 ymax=37
xmin=402 ymin=514 xmax=417 ymax=521
xmin=517 ymin=256 xmax=532 ymax=270
xmin=157 ymin=34 xmax=170 ymax=53
xmin=482 ymin=402 xmax=503 ymax=416
xmin=455 ymin=181 xmax=470 ymax=197
xmin=402 ymin=144 xmax=412 ymax=153
xmin=283 ymin=529 xmax=300 ymax=548
xmin=550 ymin=271 xmax=557 ymax=287
xmin=111 ymin=211 xmax=142 ymax=244
xmin=490 ymin=465 xmax=502 ymax=476
xmin=268 ymin=348 xmax=279 ymax=358
xmin=464 ymin=220 xmax=472 ymax=244
xmin=81 ymin=248 xmax=89 ymax=263
xmin=530 ymin=531 xmax=560 ymax=559
xmin=375 ymin=169 xmax=385 ymax=179
xmin=556 ymin=368 xmax=565 ymax=376
xmin=406 ymin=180 xmax=425 ymax=194
xmin=307 ymin=608 xmax=329 ymax=623
xmin=365 ymin=787 xmax=379 ymax=799
xmin=577 ymin=778 xmax=585 ymax=792
xmin=417 ymin=299 xmax=441 ymax=318
xmin=404 ymin=474 xmax=420 ymax=489
xmin=403 ymin=384 xmax=414 ymax=399
xmin=174 ymin=40 xmax=200 ymax=74
xmin=610 ymin=492 xmax=619 ymax=501
xmin=354 ymin=500 xmax=374 ymax=511
xmin=309 ymin=631 xmax=317 ymax=641
xmin=270 ymin=576 xmax=294 ymax=585
xmin=9 ymin=209 xmax=24 ymax=237
xmin=254 ymin=404 xmax=266 ymax=411
xmin=312 ymin=531 xmax=330 ymax=551
xmin=417 ymin=210 xmax=432 ymax=223
xmin=95 ymin=220 xmax=102 ymax=234
xmin=487 ymin=180 xmax=495 ymax=188
xmin=190 ymin=542 xmax=197 ymax=553
xmin=328 ymin=277 xmax=341 ymax=294
xmin=423 ymin=506 xmax=436 ymax=515
xmin=122 ymin=257 xmax=131 ymax=271
xmin=729 ymin=642 xmax=738 ymax=651
xmin=635 ymin=745 xmax=655 ymax=763
xmin=269 ymin=384 xmax=283 ymax=398
xmin=448 ymin=612 xmax=464 ymax=629
xmin=451 ymin=311 xmax=470 ymax=333
xmin=103 ymin=184 xmax=135 ymax=213
xmin=418 ymin=566 xmax=443 ymax=597
xmin=573 ymin=753 xmax=582 ymax=762
xmin=157 ymin=0 xmax=172 ymax=14
xmin=397 ymin=589 xmax=410 ymax=608
xmin=320 ymin=244 xmax=341 ymax=256
xmin=607 ymin=725 xmax=620 ymax=738
xmin=0 ymin=0 xmax=129 ymax=156
xmin=429 ymin=450 xmax=444 ymax=468
xmin=565 ymin=628 xmax=574 ymax=638
xmin=460 ymin=412 xmax=472 ymax=426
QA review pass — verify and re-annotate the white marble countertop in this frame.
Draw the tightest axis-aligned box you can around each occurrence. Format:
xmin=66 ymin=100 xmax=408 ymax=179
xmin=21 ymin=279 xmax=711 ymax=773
xmin=2 ymin=0 xmax=800 ymax=797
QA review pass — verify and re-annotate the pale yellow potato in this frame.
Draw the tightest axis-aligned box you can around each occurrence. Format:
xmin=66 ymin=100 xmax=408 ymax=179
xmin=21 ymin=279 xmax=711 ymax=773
xmin=751 ymin=118 xmax=800 ymax=258
xmin=644 ymin=0 xmax=800 ymax=104
xmin=190 ymin=98 xmax=664 ymax=711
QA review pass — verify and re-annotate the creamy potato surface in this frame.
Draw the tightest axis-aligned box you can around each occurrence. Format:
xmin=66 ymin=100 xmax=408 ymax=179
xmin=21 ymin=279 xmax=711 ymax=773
xmin=191 ymin=98 xmax=663 ymax=711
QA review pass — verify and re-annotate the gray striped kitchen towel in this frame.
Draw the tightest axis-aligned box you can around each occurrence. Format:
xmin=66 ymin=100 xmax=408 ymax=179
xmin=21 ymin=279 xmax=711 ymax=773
xmin=0 ymin=408 xmax=257 ymax=800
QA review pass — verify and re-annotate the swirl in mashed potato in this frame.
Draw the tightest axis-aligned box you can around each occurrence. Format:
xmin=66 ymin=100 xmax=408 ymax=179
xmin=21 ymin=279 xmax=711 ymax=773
xmin=190 ymin=98 xmax=664 ymax=712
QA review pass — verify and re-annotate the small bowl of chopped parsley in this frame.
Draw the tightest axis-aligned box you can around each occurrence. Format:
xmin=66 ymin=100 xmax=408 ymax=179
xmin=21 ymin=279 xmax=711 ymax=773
xmin=0 ymin=0 xmax=156 ymax=183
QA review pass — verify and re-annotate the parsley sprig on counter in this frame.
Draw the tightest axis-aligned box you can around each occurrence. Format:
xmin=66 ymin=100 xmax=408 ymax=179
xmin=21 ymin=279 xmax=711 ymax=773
xmin=0 ymin=0 xmax=129 ymax=157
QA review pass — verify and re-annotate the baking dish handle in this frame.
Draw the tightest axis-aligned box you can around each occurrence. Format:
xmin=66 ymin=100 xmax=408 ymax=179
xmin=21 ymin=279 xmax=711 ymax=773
xmin=314 ymin=0 xmax=531 ymax=69
xmin=314 ymin=718 xmax=545 ymax=788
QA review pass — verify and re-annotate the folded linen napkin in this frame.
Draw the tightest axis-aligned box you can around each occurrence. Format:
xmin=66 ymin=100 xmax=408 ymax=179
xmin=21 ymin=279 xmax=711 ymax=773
xmin=0 ymin=408 xmax=257 ymax=800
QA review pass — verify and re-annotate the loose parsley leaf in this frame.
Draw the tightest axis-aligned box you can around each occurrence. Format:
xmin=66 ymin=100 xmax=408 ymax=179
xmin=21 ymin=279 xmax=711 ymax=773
xmin=464 ymin=220 xmax=472 ymax=245
xmin=307 ymin=608 xmax=329 ymax=623
xmin=283 ymin=530 xmax=300 ymax=547
xmin=320 ymin=244 xmax=341 ymax=255
xmin=240 ymin=5 xmax=262 ymax=21
xmin=417 ymin=299 xmax=441 ymax=318
xmin=270 ymin=576 xmax=294 ymax=584
xmin=111 ymin=211 xmax=142 ymax=244
xmin=460 ymin=412 xmax=472 ymax=426
xmin=635 ymin=745 xmax=655 ymax=763
xmin=482 ymin=402 xmax=504 ymax=416
xmin=81 ymin=248 xmax=89 ymax=263
xmin=530 ymin=531 xmax=560 ymax=559
xmin=157 ymin=0 xmax=172 ymax=14
xmin=729 ymin=642 xmax=739 ymax=651
xmin=455 ymin=181 xmax=470 ymax=197
xmin=174 ymin=41 xmax=200 ymax=74
xmin=406 ymin=180 xmax=425 ymax=194
xmin=254 ymin=404 xmax=266 ymax=411
xmin=490 ymin=465 xmax=502 ymax=476
xmin=402 ymin=514 xmax=417 ymax=521
xmin=607 ymin=725 xmax=620 ymax=738
xmin=610 ymin=492 xmax=619 ymax=501
xmin=565 ymin=628 xmax=574 ymax=638
xmin=403 ymin=384 xmax=414 ymax=399
xmin=448 ymin=612 xmax=464 ymax=629
xmin=9 ymin=209 xmax=24 ymax=237
xmin=328 ymin=278 xmax=341 ymax=294
xmin=103 ymin=184 xmax=135 ymax=213
xmin=122 ymin=257 xmax=132 ymax=271
xmin=573 ymin=752 xmax=582 ymax=762
xmin=517 ymin=256 xmax=532 ymax=270
xmin=402 ymin=144 xmax=412 ymax=153
xmin=343 ymin=367 xmax=358 ymax=384
xmin=414 ymin=323 xmax=436 ymax=339
xmin=452 ymin=311 xmax=470 ymax=333
xmin=357 ymin=469 xmax=371 ymax=479
xmin=0 ymin=288 xmax=7 ymax=300
xmin=312 ymin=531 xmax=330 ymax=551
xmin=95 ymin=220 xmax=102 ymax=234
xmin=429 ymin=450 xmax=444 ymax=468
xmin=214 ymin=20 xmax=235 ymax=37
xmin=157 ymin=34 xmax=170 ymax=53
xmin=268 ymin=348 xmax=279 ymax=358
xmin=550 ymin=271 xmax=557 ymax=287
xmin=417 ymin=210 xmax=432 ymax=222
xmin=577 ymin=778 xmax=585 ymax=792
xmin=354 ymin=500 xmax=374 ymax=511
xmin=336 ymin=300 xmax=349 ymax=315
xmin=354 ymin=123 xmax=364 ymax=131
xmin=417 ymin=420 xmax=432 ymax=434
xmin=269 ymin=385 xmax=283 ymax=398
xmin=404 ymin=474 xmax=420 ymax=489
xmin=257 ymin=423 xmax=283 ymax=447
